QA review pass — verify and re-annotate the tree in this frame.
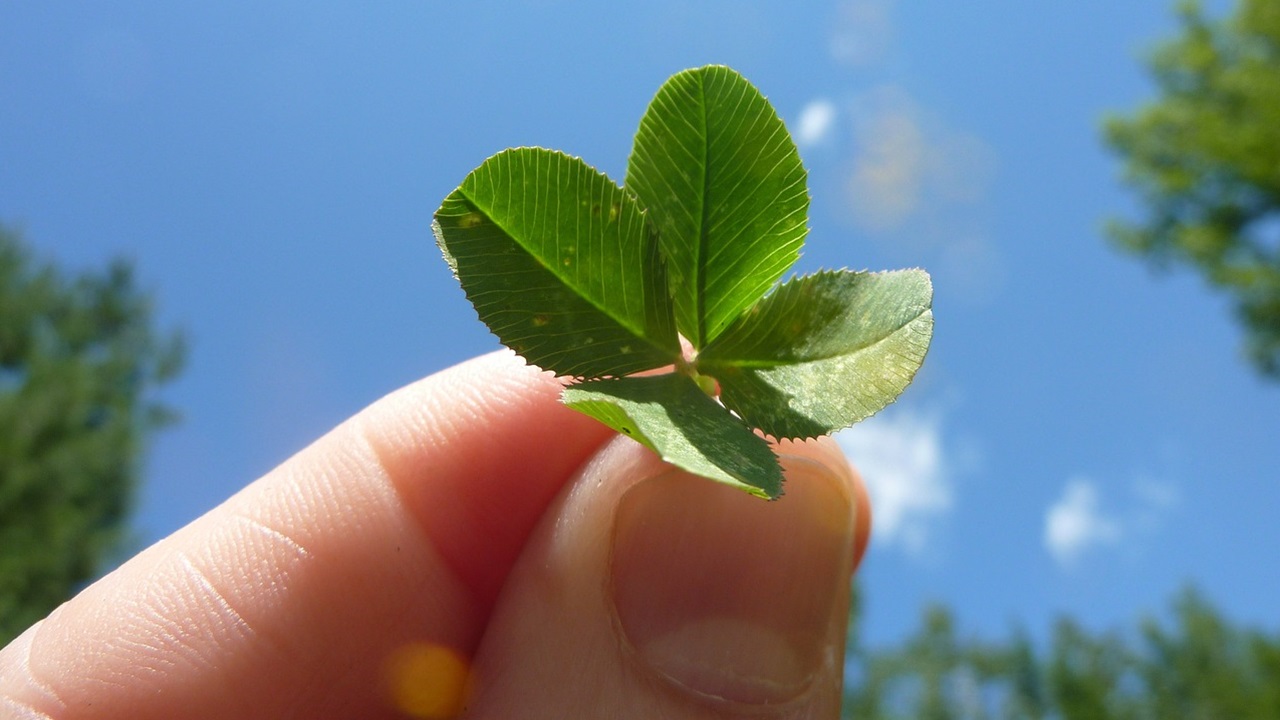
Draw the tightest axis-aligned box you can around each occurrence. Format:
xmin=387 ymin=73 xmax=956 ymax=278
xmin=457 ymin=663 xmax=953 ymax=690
xmin=1045 ymin=620 xmax=1135 ymax=720
xmin=1138 ymin=588 xmax=1280 ymax=719
xmin=0 ymin=225 xmax=184 ymax=645
xmin=1104 ymin=0 xmax=1280 ymax=377
xmin=841 ymin=586 xmax=1280 ymax=718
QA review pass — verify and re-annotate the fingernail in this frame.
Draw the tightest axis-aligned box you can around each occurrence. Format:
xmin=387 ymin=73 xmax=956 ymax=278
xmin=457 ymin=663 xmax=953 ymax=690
xmin=609 ymin=455 xmax=854 ymax=707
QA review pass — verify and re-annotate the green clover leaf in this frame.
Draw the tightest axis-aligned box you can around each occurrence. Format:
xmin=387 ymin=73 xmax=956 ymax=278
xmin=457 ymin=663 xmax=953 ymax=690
xmin=432 ymin=65 xmax=934 ymax=499
xmin=625 ymin=65 xmax=810 ymax=348
xmin=433 ymin=149 xmax=679 ymax=378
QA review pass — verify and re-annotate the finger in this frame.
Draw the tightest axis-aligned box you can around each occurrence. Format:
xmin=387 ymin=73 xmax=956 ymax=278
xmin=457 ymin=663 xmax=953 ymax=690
xmin=851 ymin=463 xmax=872 ymax=571
xmin=778 ymin=437 xmax=872 ymax=574
xmin=467 ymin=435 xmax=861 ymax=719
xmin=0 ymin=351 xmax=614 ymax=720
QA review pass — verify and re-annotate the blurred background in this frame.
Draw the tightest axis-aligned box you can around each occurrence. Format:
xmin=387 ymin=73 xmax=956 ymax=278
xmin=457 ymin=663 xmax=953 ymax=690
xmin=3 ymin=1 xmax=1278 ymax=715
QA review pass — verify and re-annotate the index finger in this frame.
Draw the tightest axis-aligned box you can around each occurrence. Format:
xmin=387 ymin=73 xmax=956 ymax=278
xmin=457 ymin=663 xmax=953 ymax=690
xmin=1 ymin=351 xmax=614 ymax=719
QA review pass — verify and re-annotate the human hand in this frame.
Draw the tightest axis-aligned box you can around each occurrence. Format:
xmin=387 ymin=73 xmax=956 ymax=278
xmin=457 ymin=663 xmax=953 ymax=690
xmin=0 ymin=351 xmax=870 ymax=719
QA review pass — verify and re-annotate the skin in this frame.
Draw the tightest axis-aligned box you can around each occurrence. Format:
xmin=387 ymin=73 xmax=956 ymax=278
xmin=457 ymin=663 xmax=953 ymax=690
xmin=0 ymin=351 xmax=871 ymax=719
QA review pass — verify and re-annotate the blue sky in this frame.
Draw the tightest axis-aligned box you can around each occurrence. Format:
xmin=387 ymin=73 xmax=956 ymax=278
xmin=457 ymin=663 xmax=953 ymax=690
xmin=3 ymin=1 xmax=1277 ymax=649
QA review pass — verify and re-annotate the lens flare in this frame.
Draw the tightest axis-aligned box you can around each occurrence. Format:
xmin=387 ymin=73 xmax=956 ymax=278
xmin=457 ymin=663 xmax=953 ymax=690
xmin=384 ymin=642 xmax=470 ymax=718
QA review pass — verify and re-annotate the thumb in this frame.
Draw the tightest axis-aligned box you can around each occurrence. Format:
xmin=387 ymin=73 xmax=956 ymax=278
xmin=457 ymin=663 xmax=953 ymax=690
xmin=465 ymin=436 xmax=861 ymax=719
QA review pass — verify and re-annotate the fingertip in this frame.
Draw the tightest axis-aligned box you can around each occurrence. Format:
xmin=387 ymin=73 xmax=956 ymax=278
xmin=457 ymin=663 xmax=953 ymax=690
xmin=358 ymin=350 xmax=616 ymax=612
xmin=849 ymin=463 xmax=872 ymax=572
xmin=774 ymin=436 xmax=871 ymax=572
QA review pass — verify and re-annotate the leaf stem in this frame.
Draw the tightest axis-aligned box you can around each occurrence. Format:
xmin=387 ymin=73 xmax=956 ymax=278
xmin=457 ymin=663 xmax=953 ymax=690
xmin=674 ymin=353 xmax=719 ymax=397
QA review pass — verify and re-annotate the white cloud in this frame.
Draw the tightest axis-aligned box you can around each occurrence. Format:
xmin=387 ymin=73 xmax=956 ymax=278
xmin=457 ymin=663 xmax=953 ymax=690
xmin=836 ymin=409 xmax=952 ymax=556
xmin=795 ymin=99 xmax=837 ymax=147
xmin=1044 ymin=476 xmax=1181 ymax=568
xmin=1045 ymin=479 xmax=1121 ymax=566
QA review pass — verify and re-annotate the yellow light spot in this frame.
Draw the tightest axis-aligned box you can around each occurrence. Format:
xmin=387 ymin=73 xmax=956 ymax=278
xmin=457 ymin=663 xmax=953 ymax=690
xmin=384 ymin=643 xmax=470 ymax=719
xmin=532 ymin=314 xmax=550 ymax=327
xmin=459 ymin=212 xmax=483 ymax=229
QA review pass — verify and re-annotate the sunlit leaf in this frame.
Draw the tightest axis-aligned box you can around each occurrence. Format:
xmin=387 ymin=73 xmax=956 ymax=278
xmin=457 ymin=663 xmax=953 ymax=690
xmin=433 ymin=148 xmax=679 ymax=378
xmin=698 ymin=269 xmax=934 ymax=439
xmin=625 ymin=65 xmax=809 ymax=347
xmin=562 ymin=374 xmax=783 ymax=498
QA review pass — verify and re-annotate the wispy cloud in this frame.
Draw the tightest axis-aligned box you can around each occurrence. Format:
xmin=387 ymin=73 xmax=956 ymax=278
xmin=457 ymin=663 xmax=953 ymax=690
xmin=1129 ymin=476 xmax=1182 ymax=542
xmin=834 ymin=85 xmax=1004 ymax=305
xmin=845 ymin=89 xmax=928 ymax=231
xmin=1133 ymin=476 xmax=1180 ymax=512
xmin=829 ymin=0 xmax=895 ymax=68
xmin=844 ymin=85 xmax=995 ymax=234
xmin=795 ymin=98 xmax=837 ymax=147
xmin=836 ymin=408 xmax=953 ymax=556
xmin=810 ymin=0 xmax=1004 ymax=307
xmin=1044 ymin=477 xmax=1181 ymax=567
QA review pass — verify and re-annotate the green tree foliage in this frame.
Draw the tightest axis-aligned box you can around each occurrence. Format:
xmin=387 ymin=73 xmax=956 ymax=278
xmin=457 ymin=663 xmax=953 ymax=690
xmin=1045 ymin=620 xmax=1138 ymax=720
xmin=1139 ymin=591 xmax=1280 ymax=719
xmin=1105 ymin=0 xmax=1280 ymax=377
xmin=842 ymin=587 xmax=1280 ymax=719
xmin=0 ymin=226 xmax=183 ymax=645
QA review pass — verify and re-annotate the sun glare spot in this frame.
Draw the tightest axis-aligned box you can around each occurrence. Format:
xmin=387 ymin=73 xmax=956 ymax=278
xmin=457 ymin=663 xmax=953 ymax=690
xmin=384 ymin=642 xmax=470 ymax=718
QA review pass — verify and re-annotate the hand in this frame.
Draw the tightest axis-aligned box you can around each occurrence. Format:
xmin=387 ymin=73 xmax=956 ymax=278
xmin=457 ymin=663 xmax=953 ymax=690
xmin=0 ymin=351 xmax=870 ymax=719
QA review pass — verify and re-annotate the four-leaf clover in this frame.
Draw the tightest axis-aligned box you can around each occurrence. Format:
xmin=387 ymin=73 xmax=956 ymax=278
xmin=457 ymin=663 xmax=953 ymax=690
xmin=432 ymin=65 xmax=933 ymax=498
